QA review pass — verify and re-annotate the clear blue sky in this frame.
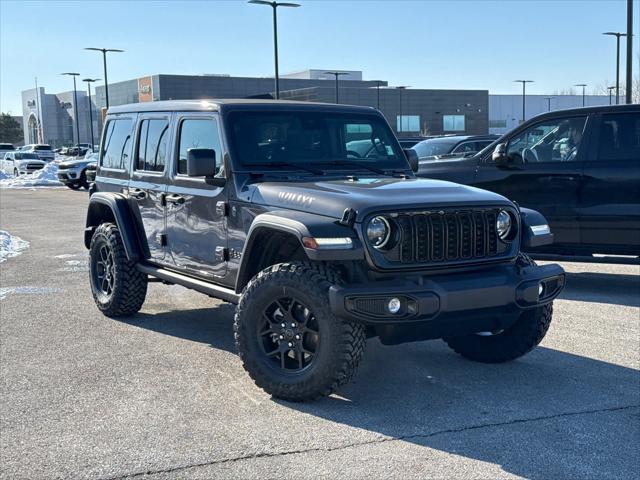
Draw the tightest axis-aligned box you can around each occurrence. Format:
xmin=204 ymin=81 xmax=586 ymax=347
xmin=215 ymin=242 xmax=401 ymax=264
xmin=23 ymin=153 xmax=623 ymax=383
xmin=1 ymin=0 xmax=637 ymax=114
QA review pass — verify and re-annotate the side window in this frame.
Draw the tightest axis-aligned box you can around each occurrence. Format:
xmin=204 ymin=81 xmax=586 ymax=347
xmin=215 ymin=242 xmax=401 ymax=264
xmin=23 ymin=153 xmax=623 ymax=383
xmin=506 ymin=116 xmax=587 ymax=163
xmin=597 ymin=113 xmax=640 ymax=162
xmin=136 ymin=119 xmax=169 ymax=172
xmin=101 ymin=118 xmax=133 ymax=170
xmin=177 ymin=118 xmax=221 ymax=175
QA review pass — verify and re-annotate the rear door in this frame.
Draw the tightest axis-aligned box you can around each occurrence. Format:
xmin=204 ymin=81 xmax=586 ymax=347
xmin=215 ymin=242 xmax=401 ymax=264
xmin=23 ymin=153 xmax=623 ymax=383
xmin=580 ymin=110 xmax=640 ymax=253
xmin=128 ymin=113 xmax=172 ymax=263
xmin=164 ymin=113 xmax=228 ymax=280
xmin=473 ymin=115 xmax=590 ymax=247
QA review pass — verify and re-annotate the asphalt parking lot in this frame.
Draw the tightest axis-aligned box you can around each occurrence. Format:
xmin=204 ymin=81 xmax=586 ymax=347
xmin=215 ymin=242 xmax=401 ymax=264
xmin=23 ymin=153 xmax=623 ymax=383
xmin=1 ymin=188 xmax=638 ymax=479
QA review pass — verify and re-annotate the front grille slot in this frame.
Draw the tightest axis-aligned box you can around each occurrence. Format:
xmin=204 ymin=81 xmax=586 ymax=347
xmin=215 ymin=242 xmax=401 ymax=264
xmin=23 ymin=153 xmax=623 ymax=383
xmin=385 ymin=208 xmax=508 ymax=266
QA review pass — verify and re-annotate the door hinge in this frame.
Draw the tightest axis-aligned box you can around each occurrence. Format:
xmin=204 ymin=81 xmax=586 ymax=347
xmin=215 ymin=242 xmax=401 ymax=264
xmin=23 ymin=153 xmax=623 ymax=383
xmin=215 ymin=246 xmax=229 ymax=261
xmin=157 ymin=233 xmax=167 ymax=246
xmin=216 ymin=201 xmax=229 ymax=217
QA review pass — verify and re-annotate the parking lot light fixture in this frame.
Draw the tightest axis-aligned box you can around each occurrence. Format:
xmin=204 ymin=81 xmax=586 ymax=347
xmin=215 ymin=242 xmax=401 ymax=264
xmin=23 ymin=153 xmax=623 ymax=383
xmin=324 ymin=71 xmax=349 ymax=104
xmin=84 ymin=48 xmax=124 ymax=109
xmin=248 ymin=1 xmax=301 ymax=100
xmin=82 ymin=78 xmax=100 ymax=150
xmin=602 ymin=32 xmax=626 ymax=104
xmin=514 ymin=80 xmax=534 ymax=123
xmin=574 ymin=84 xmax=587 ymax=106
xmin=61 ymin=72 xmax=81 ymax=145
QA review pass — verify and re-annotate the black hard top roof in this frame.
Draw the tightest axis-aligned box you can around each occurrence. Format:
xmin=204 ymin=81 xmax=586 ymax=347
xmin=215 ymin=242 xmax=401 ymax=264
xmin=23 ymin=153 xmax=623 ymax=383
xmin=107 ymin=99 xmax=379 ymax=115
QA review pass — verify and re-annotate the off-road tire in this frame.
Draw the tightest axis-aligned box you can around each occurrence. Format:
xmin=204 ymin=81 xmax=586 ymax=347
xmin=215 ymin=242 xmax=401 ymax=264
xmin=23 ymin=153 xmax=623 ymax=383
xmin=444 ymin=253 xmax=553 ymax=363
xmin=68 ymin=183 xmax=81 ymax=190
xmin=234 ymin=262 xmax=366 ymax=401
xmin=89 ymin=223 xmax=147 ymax=317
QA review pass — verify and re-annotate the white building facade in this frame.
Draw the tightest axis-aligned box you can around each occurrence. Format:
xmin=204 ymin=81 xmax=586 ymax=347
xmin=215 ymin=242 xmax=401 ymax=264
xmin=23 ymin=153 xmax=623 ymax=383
xmin=488 ymin=94 xmax=610 ymax=134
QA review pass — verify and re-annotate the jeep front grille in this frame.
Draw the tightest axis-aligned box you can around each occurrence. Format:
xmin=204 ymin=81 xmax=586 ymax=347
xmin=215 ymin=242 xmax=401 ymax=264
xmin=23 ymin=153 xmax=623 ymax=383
xmin=370 ymin=208 xmax=516 ymax=268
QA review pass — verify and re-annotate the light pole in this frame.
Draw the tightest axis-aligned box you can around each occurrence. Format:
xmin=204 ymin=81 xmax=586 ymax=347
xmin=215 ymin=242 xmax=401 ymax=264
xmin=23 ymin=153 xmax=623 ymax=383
xmin=602 ymin=32 xmax=626 ymax=104
xmin=325 ymin=71 xmax=348 ymax=104
xmin=249 ymin=1 xmax=300 ymax=100
xmin=84 ymin=47 xmax=124 ymax=109
xmin=61 ymin=72 xmax=81 ymax=145
xmin=625 ymin=0 xmax=633 ymax=104
xmin=514 ymin=80 xmax=534 ymax=123
xmin=373 ymin=80 xmax=383 ymax=109
xmin=83 ymin=78 xmax=100 ymax=149
xmin=396 ymin=86 xmax=409 ymax=133
xmin=574 ymin=84 xmax=587 ymax=106
xmin=607 ymin=86 xmax=616 ymax=105
xmin=544 ymin=96 xmax=554 ymax=111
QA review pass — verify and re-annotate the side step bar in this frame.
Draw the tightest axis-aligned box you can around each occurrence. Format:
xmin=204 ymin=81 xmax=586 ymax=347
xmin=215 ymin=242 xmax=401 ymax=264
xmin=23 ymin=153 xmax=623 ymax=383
xmin=136 ymin=263 xmax=240 ymax=304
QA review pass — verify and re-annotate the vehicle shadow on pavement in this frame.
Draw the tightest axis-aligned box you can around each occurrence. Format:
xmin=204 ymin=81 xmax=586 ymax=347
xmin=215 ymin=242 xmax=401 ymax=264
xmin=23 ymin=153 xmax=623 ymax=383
xmin=121 ymin=303 xmax=237 ymax=354
xmin=283 ymin=340 xmax=639 ymax=479
xmin=561 ymin=271 xmax=640 ymax=307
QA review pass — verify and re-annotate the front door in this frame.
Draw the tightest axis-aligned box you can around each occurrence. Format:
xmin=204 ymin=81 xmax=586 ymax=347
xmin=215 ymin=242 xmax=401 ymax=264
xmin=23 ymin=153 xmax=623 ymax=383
xmin=474 ymin=115 xmax=589 ymax=247
xmin=128 ymin=113 xmax=172 ymax=262
xmin=165 ymin=113 xmax=228 ymax=280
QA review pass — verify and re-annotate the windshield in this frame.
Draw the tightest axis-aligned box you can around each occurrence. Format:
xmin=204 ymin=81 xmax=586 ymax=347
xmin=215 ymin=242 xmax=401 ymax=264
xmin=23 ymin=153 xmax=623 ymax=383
xmin=413 ymin=139 xmax=457 ymax=158
xmin=227 ymin=111 xmax=408 ymax=173
xmin=16 ymin=153 xmax=39 ymax=159
xmin=34 ymin=145 xmax=52 ymax=151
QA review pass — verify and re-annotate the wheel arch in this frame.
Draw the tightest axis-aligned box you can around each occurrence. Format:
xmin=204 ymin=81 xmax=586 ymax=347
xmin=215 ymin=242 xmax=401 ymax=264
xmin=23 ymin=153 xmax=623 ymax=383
xmin=85 ymin=192 xmax=146 ymax=261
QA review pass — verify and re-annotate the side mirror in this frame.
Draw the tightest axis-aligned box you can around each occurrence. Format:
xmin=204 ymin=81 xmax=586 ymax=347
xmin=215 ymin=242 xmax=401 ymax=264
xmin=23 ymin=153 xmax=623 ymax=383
xmin=404 ymin=148 xmax=419 ymax=172
xmin=491 ymin=143 xmax=509 ymax=165
xmin=187 ymin=148 xmax=217 ymax=177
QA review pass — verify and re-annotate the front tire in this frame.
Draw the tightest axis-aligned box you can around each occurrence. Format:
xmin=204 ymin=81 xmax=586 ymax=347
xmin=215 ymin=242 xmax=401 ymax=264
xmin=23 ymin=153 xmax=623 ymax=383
xmin=89 ymin=223 xmax=147 ymax=317
xmin=234 ymin=262 xmax=366 ymax=401
xmin=444 ymin=254 xmax=553 ymax=363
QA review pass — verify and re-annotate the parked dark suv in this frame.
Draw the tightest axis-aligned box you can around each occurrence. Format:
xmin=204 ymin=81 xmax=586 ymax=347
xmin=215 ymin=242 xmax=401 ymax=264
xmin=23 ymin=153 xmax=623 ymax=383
xmin=85 ymin=100 xmax=564 ymax=401
xmin=418 ymin=105 xmax=640 ymax=259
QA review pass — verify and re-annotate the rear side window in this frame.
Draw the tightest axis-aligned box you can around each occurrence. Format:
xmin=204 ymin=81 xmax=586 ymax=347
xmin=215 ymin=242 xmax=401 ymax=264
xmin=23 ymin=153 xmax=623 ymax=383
xmin=136 ymin=119 xmax=169 ymax=172
xmin=597 ymin=113 xmax=640 ymax=162
xmin=177 ymin=118 xmax=221 ymax=175
xmin=101 ymin=118 xmax=133 ymax=170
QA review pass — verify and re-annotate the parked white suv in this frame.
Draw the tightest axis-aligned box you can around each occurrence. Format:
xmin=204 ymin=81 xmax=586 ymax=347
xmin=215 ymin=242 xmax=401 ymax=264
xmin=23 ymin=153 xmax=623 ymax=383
xmin=20 ymin=144 xmax=55 ymax=162
xmin=1 ymin=151 xmax=46 ymax=176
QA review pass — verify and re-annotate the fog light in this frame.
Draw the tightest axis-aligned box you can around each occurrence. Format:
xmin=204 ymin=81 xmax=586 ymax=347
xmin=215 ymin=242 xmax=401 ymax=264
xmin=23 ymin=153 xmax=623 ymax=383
xmin=538 ymin=283 xmax=545 ymax=297
xmin=387 ymin=297 xmax=401 ymax=314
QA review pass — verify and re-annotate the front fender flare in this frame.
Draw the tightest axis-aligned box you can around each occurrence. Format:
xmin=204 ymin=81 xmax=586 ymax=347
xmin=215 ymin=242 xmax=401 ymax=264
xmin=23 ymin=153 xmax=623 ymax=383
xmin=235 ymin=211 xmax=364 ymax=292
xmin=520 ymin=207 xmax=554 ymax=248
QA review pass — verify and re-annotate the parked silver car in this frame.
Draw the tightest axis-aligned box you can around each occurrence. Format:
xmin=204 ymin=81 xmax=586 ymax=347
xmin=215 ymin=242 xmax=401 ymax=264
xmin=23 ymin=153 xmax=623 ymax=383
xmin=56 ymin=151 xmax=97 ymax=189
xmin=20 ymin=144 xmax=55 ymax=162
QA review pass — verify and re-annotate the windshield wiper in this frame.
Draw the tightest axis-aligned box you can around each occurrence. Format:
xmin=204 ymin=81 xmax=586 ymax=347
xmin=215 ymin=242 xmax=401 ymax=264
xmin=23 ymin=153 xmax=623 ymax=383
xmin=244 ymin=161 xmax=324 ymax=175
xmin=322 ymin=160 xmax=405 ymax=177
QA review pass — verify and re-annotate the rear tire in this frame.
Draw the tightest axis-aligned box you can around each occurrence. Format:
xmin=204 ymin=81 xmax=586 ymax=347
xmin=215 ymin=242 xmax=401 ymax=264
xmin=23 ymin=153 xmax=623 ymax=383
xmin=68 ymin=182 xmax=81 ymax=190
xmin=444 ymin=254 xmax=553 ymax=363
xmin=79 ymin=170 xmax=89 ymax=190
xmin=234 ymin=262 xmax=366 ymax=401
xmin=89 ymin=223 xmax=147 ymax=317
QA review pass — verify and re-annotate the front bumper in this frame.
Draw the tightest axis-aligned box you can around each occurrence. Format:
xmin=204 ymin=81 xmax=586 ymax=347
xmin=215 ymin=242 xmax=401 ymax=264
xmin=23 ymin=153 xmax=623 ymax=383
xmin=57 ymin=168 xmax=81 ymax=183
xmin=329 ymin=262 xmax=565 ymax=328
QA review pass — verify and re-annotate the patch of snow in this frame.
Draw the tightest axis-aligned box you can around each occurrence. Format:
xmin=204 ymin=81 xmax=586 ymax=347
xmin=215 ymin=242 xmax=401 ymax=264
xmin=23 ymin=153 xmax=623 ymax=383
xmin=0 ymin=170 xmax=9 ymax=180
xmin=0 ymin=161 xmax=63 ymax=188
xmin=0 ymin=286 xmax=63 ymax=301
xmin=0 ymin=231 xmax=29 ymax=263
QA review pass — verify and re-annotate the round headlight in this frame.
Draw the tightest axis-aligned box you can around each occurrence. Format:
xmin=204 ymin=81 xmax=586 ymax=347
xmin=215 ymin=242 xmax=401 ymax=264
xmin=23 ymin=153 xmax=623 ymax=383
xmin=367 ymin=216 xmax=391 ymax=249
xmin=496 ymin=210 xmax=512 ymax=241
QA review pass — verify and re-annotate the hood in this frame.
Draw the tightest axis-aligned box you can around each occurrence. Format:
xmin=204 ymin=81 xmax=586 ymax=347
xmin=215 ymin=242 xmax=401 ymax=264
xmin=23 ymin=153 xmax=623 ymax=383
xmin=249 ymin=176 xmax=511 ymax=222
xmin=58 ymin=158 xmax=95 ymax=168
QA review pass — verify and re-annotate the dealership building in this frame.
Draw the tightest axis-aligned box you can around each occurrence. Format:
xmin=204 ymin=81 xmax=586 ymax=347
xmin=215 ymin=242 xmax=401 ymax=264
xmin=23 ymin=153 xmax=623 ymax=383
xmin=21 ymin=69 xmax=609 ymax=146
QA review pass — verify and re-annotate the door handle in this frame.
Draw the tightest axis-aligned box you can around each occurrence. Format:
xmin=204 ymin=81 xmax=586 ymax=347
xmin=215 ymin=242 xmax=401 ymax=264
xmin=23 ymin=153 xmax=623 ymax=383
xmin=130 ymin=188 xmax=147 ymax=200
xmin=166 ymin=193 xmax=185 ymax=205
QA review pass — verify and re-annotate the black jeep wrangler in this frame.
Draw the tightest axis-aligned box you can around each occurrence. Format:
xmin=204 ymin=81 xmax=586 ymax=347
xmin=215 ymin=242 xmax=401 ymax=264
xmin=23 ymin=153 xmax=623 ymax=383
xmin=85 ymin=100 xmax=565 ymax=401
